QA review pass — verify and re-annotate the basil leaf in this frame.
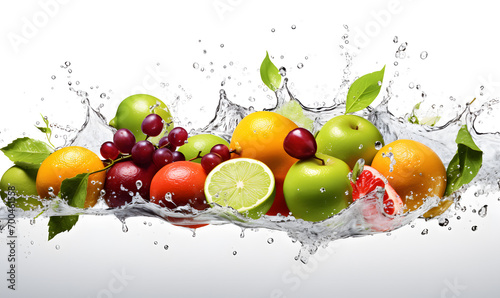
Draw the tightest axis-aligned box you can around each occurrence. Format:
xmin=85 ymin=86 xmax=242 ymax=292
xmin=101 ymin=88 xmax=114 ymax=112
xmin=260 ymin=51 xmax=281 ymax=92
xmin=345 ymin=65 xmax=386 ymax=113
xmin=48 ymin=173 xmax=89 ymax=240
xmin=1 ymin=137 xmax=53 ymax=170
xmin=445 ymin=125 xmax=482 ymax=196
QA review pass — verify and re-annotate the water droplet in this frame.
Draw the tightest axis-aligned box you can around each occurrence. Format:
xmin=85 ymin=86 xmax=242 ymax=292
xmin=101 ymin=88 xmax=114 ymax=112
xmin=248 ymin=96 xmax=255 ymax=102
xmin=438 ymin=218 xmax=449 ymax=227
xmin=358 ymin=144 xmax=363 ymax=149
xmin=65 ymin=61 xmax=71 ymax=67
xmin=478 ymin=205 xmax=488 ymax=217
xmin=267 ymin=238 xmax=274 ymax=244
xmin=240 ymin=229 xmax=245 ymax=238
xmin=51 ymin=75 xmax=56 ymax=80
xmin=320 ymin=187 xmax=326 ymax=193
xmin=420 ymin=51 xmax=428 ymax=60
xmin=220 ymin=44 xmax=224 ymax=48
xmin=297 ymin=63 xmax=304 ymax=69
xmin=393 ymin=36 xmax=398 ymax=43
xmin=291 ymin=24 xmax=296 ymax=29
xmin=154 ymin=241 xmax=158 ymax=245
xmin=394 ymin=61 xmax=398 ymax=66
xmin=279 ymin=67 xmax=286 ymax=77
xmin=374 ymin=141 xmax=383 ymax=150
xmin=232 ymin=251 xmax=237 ymax=256
xmin=471 ymin=226 xmax=477 ymax=231
xmin=55 ymin=245 xmax=60 ymax=250
xmin=136 ymin=180 xmax=143 ymax=190
xmin=421 ymin=229 xmax=428 ymax=235
xmin=30 ymin=241 xmax=34 ymax=245
xmin=457 ymin=216 xmax=461 ymax=220
xmin=164 ymin=245 xmax=169 ymax=250
xmin=409 ymin=82 xmax=415 ymax=89
xmin=271 ymin=28 xmax=275 ymax=32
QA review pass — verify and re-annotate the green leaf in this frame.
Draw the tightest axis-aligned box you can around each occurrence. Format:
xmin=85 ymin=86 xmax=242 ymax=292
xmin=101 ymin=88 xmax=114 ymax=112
xmin=445 ymin=125 xmax=483 ymax=196
xmin=1 ymin=137 xmax=53 ymax=170
xmin=36 ymin=126 xmax=52 ymax=134
xmin=350 ymin=158 xmax=365 ymax=184
xmin=48 ymin=173 xmax=89 ymax=240
xmin=345 ymin=65 xmax=386 ymax=113
xmin=260 ymin=51 xmax=281 ymax=92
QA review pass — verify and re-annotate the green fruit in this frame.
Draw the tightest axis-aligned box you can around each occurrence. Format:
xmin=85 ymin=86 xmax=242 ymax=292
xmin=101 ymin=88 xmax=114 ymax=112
xmin=177 ymin=134 xmax=229 ymax=163
xmin=109 ymin=94 xmax=174 ymax=144
xmin=315 ymin=115 xmax=384 ymax=169
xmin=0 ymin=166 xmax=43 ymax=211
xmin=283 ymin=153 xmax=352 ymax=222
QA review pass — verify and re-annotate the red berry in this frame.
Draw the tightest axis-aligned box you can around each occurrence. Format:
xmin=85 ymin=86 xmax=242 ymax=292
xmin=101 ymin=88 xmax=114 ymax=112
xmin=283 ymin=128 xmax=317 ymax=160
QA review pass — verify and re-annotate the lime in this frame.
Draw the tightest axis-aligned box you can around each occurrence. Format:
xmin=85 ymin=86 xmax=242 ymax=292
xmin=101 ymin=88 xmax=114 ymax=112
xmin=204 ymin=158 xmax=276 ymax=219
xmin=177 ymin=134 xmax=229 ymax=163
xmin=0 ymin=166 xmax=43 ymax=211
xmin=109 ymin=94 xmax=174 ymax=144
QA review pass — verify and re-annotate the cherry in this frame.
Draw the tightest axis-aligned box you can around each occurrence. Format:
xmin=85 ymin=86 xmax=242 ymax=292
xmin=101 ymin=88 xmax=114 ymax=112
xmin=283 ymin=128 xmax=317 ymax=160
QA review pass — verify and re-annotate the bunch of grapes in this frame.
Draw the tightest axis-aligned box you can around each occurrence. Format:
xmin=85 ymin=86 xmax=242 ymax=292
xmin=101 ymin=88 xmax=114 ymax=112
xmin=100 ymin=114 xmax=188 ymax=168
xmin=100 ymin=114 xmax=232 ymax=173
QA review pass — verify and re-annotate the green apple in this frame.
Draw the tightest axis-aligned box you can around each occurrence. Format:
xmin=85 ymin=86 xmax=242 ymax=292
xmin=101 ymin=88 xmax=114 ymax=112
xmin=0 ymin=166 xmax=43 ymax=211
xmin=283 ymin=153 xmax=353 ymax=222
xmin=109 ymin=94 xmax=174 ymax=144
xmin=315 ymin=115 xmax=384 ymax=169
xmin=177 ymin=134 xmax=229 ymax=163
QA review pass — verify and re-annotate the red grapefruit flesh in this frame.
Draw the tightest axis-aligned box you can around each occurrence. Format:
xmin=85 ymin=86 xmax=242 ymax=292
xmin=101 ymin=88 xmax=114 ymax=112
xmin=351 ymin=166 xmax=404 ymax=216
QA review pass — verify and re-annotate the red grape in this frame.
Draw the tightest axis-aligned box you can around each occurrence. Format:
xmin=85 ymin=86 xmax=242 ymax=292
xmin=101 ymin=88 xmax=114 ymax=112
xmin=201 ymin=153 xmax=223 ymax=174
xmin=113 ymin=128 xmax=136 ymax=154
xmin=131 ymin=140 xmax=155 ymax=167
xmin=158 ymin=136 xmax=176 ymax=151
xmin=168 ymin=127 xmax=188 ymax=147
xmin=283 ymin=128 xmax=317 ymax=160
xmin=171 ymin=151 xmax=185 ymax=162
xmin=153 ymin=147 xmax=173 ymax=168
xmin=100 ymin=141 xmax=120 ymax=160
xmin=141 ymin=114 xmax=164 ymax=137
xmin=210 ymin=144 xmax=230 ymax=161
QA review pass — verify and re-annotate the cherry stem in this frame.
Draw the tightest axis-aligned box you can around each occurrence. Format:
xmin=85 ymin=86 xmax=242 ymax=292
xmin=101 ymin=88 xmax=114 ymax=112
xmin=469 ymin=97 xmax=477 ymax=105
xmin=313 ymin=155 xmax=325 ymax=165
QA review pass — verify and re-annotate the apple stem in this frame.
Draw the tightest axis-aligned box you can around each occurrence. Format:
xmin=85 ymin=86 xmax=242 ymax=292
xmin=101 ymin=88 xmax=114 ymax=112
xmin=314 ymin=155 xmax=325 ymax=165
xmin=189 ymin=151 xmax=203 ymax=161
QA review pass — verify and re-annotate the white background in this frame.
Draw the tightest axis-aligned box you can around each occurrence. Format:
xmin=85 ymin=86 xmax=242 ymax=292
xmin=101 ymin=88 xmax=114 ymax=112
xmin=1 ymin=1 xmax=500 ymax=297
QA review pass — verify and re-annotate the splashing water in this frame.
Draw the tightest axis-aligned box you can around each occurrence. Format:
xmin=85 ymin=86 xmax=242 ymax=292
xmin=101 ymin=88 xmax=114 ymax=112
xmin=1 ymin=39 xmax=500 ymax=263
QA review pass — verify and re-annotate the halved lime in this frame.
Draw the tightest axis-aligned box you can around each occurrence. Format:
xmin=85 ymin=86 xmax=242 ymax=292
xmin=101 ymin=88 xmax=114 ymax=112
xmin=204 ymin=158 xmax=276 ymax=219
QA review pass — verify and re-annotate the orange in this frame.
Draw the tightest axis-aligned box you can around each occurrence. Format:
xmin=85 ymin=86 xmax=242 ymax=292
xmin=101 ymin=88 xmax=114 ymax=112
xmin=229 ymin=111 xmax=298 ymax=215
xmin=149 ymin=161 xmax=208 ymax=228
xmin=36 ymin=146 xmax=106 ymax=208
xmin=371 ymin=139 xmax=447 ymax=215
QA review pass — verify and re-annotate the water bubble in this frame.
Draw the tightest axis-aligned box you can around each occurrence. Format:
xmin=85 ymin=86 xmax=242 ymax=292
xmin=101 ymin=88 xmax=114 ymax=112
xmin=457 ymin=216 xmax=461 ymax=220
xmin=409 ymin=82 xmax=415 ymax=89
xmin=416 ymin=84 xmax=421 ymax=90
xmin=240 ymin=229 xmax=245 ymax=238
xmin=164 ymin=245 xmax=169 ymax=250
xmin=478 ymin=205 xmax=488 ymax=217
xmin=438 ymin=218 xmax=449 ymax=227
xmin=68 ymin=69 xmax=72 ymax=74
xmin=136 ymin=180 xmax=143 ymax=190
xmin=421 ymin=92 xmax=427 ymax=98
xmin=248 ymin=96 xmax=255 ymax=102
xmin=471 ymin=226 xmax=478 ymax=231
xmin=393 ymin=36 xmax=398 ymax=43
xmin=420 ymin=51 xmax=428 ymax=60
xmin=449 ymin=96 xmax=456 ymax=101
xmin=203 ymin=49 xmax=207 ymax=54
xmin=65 ymin=61 xmax=71 ymax=67
xmin=55 ymin=245 xmax=60 ymax=250
xmin=297 ymin=63 xmax=304 ymax=69
xmin=232 ymin=251 xmax=237 ymax=256
xmin=374 ymin=141 xmax=383 ymax=150
xmin=30 ymin=241 xmax=34 ymax=245
xmin=394 ymin=61 xmax=398 ymax=66
xmin=279 ymin=67 xmax=287 ymax=77
xmin=220 ymin=44 xmax=224 ymax=48
xmin=267 ymin=238 xmax=274 ymax=244
xmin=291 ymin=24 xmax=296 ymax=29
xmin=154 ymin=241 xmax=158 ymax=245
xmin=320 ymin=187 xmax=326 ymax=193
xmin=421 ymin=229 xmax=428 ymax=235
xmin=271 ymin=28 xmax=275 ymax=32
xmin=399 ymin=42 xmax=408 ymax=51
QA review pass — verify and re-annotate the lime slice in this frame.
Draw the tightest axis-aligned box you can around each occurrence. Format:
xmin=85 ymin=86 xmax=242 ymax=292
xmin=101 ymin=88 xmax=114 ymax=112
xmin=204 ymin=158 xmax=276 ymax=219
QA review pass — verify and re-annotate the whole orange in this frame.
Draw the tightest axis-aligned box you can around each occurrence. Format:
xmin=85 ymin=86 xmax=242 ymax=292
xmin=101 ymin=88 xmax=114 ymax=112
xmin=229 ymin=111 xmax=298 ymax=215
xmin=36 ymin=146 xmax=106 ymax=208
xmin=150 ymin=161 xmax=209 ymax=228
xmin=371 ymin=139 xmax=447 ymax=214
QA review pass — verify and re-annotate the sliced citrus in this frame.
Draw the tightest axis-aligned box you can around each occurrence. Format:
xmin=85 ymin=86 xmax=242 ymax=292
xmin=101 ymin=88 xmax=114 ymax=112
xmin=351 ymin=166 xmax=404 ymax=216
xmin=204 ymin=158 xmax=276 ymax=219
